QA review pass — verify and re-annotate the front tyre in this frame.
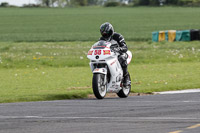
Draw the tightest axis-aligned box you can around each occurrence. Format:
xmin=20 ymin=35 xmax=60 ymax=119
xmin=92 ymin=74 xmax=107 ymax=99
xmin=117 ymin=73 xmax=131 ymax=98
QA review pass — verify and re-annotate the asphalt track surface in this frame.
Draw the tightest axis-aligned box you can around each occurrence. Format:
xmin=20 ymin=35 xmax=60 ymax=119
xmin=0 ymin=93 xmax=200 ymax=133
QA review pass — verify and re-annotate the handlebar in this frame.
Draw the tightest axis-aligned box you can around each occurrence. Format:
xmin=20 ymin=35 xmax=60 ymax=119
xmin=110 ymin=47 xmax=123 ymax=54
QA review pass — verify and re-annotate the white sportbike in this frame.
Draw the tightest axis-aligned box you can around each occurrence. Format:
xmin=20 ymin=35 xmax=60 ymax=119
xmin=87 ymin=40 xmax=132 ymax=99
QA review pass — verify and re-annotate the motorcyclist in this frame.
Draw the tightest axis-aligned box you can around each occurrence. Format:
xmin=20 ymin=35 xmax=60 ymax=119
xmin=99 ymin=22 xmax=130 ymax=86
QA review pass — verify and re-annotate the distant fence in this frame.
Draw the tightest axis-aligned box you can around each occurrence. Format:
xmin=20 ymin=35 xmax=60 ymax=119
xmin=152 ymin=29 xmax=200 ymax=42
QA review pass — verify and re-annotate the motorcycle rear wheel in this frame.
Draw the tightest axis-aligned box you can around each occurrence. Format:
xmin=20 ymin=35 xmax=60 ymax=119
xmin=92 ymin=73 xmax=107 ymax=99
xmin=117 ymin=73 xmax=131 ymax=98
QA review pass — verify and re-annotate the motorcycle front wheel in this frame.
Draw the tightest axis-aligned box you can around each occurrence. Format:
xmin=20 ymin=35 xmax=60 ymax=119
xmin=117 ymin=73 xmax=131 ymax=98
xmin=92 ymin=73 xmax=107 ymax=99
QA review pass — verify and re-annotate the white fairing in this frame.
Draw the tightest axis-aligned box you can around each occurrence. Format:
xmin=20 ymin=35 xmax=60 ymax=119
xmin=87 ymin=41 xmax=132 ymax=93
xmin=127 ymin=50 xmax=132 ymax=64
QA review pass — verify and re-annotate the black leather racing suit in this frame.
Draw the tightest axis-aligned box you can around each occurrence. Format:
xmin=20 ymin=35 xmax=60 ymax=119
xmin=100 ymin=32 xmax=129 ymax=78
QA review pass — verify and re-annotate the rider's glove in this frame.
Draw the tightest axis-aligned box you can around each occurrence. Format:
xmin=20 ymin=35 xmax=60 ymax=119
xmin=113 ymin=47 xmax=121 ymax=53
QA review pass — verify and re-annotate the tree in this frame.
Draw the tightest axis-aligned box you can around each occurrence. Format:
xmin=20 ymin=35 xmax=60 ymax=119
xmin=72 ymin=0 xmax=88 ymax=6
xmin=135 ymin=0 xmax=165 ymax=6
xmin=139 ymin=0 xmax=150 ymax=5
xmin=0 ymin=2 xmax=9 ymax=7
xmin=165 ymin=0 xmax=179 ymax=5
xmin=37 ymin=0 xmax=58 ymax=7
xmin=44 ymin=0 xmax=50 ymax=6
xmin=88 ymin=0 xmax=99 ymax=5
xmin=149 ymin=0 xmax=160 ymax=6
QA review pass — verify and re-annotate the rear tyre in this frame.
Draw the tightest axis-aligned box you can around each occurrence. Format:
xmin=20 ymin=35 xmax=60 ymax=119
xmin=92 ymin=74 xmax=107 ymax=99
xmin=117 ymin=73 xmax=131 ymax=98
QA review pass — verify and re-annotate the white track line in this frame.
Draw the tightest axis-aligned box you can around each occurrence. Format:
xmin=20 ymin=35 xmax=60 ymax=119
xmin=155 ymin=89 xmax=200 ymax=94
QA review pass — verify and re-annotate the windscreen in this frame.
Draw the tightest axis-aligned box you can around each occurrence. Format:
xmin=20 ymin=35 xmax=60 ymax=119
xmin=93 ymin=41 xmax=109 ymax=49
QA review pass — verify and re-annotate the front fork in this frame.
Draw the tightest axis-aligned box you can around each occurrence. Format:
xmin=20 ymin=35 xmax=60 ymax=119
xmin=103 ymin=74 xmax=107 ymax=85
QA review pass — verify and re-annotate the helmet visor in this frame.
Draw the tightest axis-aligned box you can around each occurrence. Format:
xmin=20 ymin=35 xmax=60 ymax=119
xmin=102 ymin=32 xmax=109 ymax=38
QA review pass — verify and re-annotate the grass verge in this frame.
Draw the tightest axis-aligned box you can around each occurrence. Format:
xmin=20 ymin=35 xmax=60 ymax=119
xmin=0 ymin=62 xmax=199 ymax=103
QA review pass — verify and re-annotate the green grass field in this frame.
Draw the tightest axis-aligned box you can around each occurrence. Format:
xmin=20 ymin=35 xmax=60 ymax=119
xmin=0 ymin=7 xmax=200 ymax=42
xmin=0 ymin=7 xmax=200 ymax=103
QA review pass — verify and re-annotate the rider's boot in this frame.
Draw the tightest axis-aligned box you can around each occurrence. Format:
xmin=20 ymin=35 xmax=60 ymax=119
xmin=123 ymin=67 xmax=130 ymax=86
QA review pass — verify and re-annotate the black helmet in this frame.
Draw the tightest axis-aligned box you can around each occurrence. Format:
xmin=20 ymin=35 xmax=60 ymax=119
xmin=100 ymin=22 xmax=114 ymax=40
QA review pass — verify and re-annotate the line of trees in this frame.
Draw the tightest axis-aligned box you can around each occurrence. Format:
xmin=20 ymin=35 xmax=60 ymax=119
xmin=1 ymin=0 xmax=200 ymax=7
xmin=37 ymin=0 xmax=97 ymax=7
xmin=135 ymin=0 xmax=200 ymax=6
xmin=37 ymin=0 xmax=125 ymax=7
xmin=37 ymin=0 xmax=200 ymax=7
